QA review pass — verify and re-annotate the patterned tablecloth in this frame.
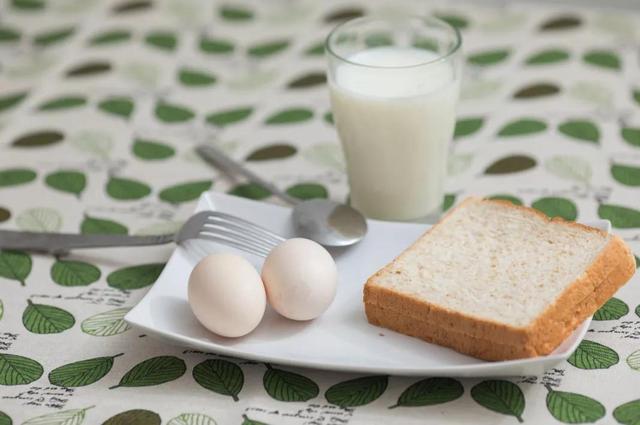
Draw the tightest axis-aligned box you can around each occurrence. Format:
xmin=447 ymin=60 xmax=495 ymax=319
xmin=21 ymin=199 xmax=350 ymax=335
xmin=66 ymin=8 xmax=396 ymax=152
xmin=1 ymin=0 xmax=639 ymax=424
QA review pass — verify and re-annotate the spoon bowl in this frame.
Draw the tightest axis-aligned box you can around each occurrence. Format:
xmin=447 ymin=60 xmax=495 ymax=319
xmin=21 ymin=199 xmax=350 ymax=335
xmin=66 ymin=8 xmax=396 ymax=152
xmin=291 ymin=199 xmax=367 ymax=246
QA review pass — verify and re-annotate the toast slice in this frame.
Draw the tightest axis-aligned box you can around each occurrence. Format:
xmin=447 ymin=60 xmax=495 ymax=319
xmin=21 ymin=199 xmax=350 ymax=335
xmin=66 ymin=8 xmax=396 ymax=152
xmin=363 ymin=197 xmax=636 ymax=361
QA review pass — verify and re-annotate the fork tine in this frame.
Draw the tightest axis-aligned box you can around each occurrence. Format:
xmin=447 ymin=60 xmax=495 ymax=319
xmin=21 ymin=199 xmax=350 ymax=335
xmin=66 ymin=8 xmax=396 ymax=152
xmin=199 ymin=226 xmax=277 ymax=254
xmin=196 ymin=233 xmax=271 ymax=257
xmin=205 ymin=212 xmax=285 ymax=243
xmin=203 ymin=217 xmax=282 ymax=248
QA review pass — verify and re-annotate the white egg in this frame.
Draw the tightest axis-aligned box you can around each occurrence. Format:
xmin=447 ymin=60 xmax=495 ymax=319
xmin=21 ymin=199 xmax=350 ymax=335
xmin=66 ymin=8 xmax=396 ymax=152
xmin=261 ymin=238 xmax=337 ymax=321
xmin=188 ymin=253 xmax=266 ymax=337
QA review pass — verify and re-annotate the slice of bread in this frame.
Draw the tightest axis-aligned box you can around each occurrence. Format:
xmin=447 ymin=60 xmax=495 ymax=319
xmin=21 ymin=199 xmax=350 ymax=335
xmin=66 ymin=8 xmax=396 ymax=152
xmin=363 ymin=197 xmax=636 ymax=361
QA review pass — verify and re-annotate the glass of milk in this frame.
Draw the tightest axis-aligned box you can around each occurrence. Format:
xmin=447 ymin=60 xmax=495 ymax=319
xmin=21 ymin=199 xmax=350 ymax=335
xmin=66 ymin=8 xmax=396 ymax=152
xmin=326 ymin=16 xmax=462 ymax=222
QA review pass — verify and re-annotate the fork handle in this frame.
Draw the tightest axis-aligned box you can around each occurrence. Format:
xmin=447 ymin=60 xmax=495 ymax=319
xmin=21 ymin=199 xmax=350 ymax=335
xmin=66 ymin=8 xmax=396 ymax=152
xmin=0 ymin=230 xmax=174 ymax=255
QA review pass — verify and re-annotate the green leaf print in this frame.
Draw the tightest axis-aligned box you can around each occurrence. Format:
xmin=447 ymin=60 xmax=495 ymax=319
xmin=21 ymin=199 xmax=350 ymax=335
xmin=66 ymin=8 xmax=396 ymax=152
xmin=611 ymin=164 xmax=640 ymax=186
xmin=0 ymin=353 xmax=43 ymax=385
xmin=593 ymin=297 xmax=629 ymax=321
xmin=89 ymin=29 xmax=131 ymax=45
xmin=0 ymin=91 xmax=28 ymax=112
xmin=325 ymin=375 xmax=388 ymax=408
xmin=0 ymin=300 xmax=3 ymax=321
xmin=45 ymin=170 xmax=86 ymax=197
xmin=205 ymin=107 xmax=253 ymax=127
xmin=0 ymin=27 xmax=21 ymax=43
xmin=246 ymin=144 xmax=297 ymax=161
xmin=435 ymin=13 xmax=468 ymax=29
xmin=241 ymin=415 xmax=268 ymax=425
xmin=23 ymin=407 xmax=93 ymax=425
xmin=324 ymin=7 xmax=364 ymax=23
xmin=107 ymin=263 xmax=165 ymax=290
xmin=98 ymin=97 xmax=135 ymax=119
xmin=583 ymin=50 xmax=621 ymax=70
xmin=488 ymin=194 xmax=523 ymax=205
xmin=49 ymin=354 xmax=122 ymax=388
xmin=38 ymin=96 xmax=86 ymax=111
xmin=454 ymin=117 xmax=484 ymax=138
xmin=133 ymin=139 xmax=175 ymax=160
xmin=598 ymin=204 xmax=640 ymax=229
xmin=33 ymin=27 xmax=74 ymax=47
xmin=145 ymin=30 xmax=177 ymax=51
xmin=0 ymin=411 xmax=10 ymax=425
xmin=558 ymin=120 xmax=600 ymax=143
xmin=23 ymin=300 xmax=75 ymax=334
xmin=219 ymin=5 xmax=253 ymax=21
xmin=16 ymin=207 xmax=62 ymax=231
xmin=468 ymin=49 xmax=510 ymax=66
xmin=51 ymin=260 xmax=101 ymax=287
xmin=613 ymin=399 xmax=640 ymax=425
xmin=81 ymin=307 xmax=131 ymax=336
xmin=247 ymin=40 xmax=289 ymax=57
xmin=513 ymin=83 xmax=560 ymax=98
xmin=167 ymin=413 xmax=217 ymax=425
xmin=443 ymin=194 xmax=456 ymax=211
xmin=471 ymin=380 xmax=525 ymax=423
xmin=531 ymin=197 xmax=577 ymax=221
xmin=81 ymin=215 xmax=128 ymax=234
xmin=159 ymin=180 xmax=212 ymax=204
xmin=0 ymin=250 xmax=32 ymax=286
xmin=263 ymin=365 xmax=319 ymax=402
xmin=497 ymin=118 xmax=547 ymax=136
xmin=265 ymin=108 xmax=313 ymax=124
xmin=622 ymin=128 xmax=640 ymax=148
xmin=544 ymin=155 xmax=592 ymax=183
xmin=111 ymin=356 xmax=186 ymax=389
xmin=11 ymin=0 xmax=44 ymax=10
xmin=304 ymin=41 xmax=324 ymax=56
xmin=229 ymin=183 xmax=271 ymax=200
xmin=66 ymin=61 xmax=112 ymax=77
xmin=112 ymin=0 xmax=152 ymax=14
xmin=106 ymin=177 xmax=151 ymax=200
xmin=540 ymin=15 xmax=581 ymax=30
xmin=525 ymin=49 xmax=570 ymax=65
xmin=0 ymin=207 xmax=9 ymax=223
xmin=286 ymin=183 xmax=328 ymax=200
xmin=389 ymin=377 xmax=464 ymax=408
xmin=199 ymin=36 xmax=235 ymax=54
xmin=102 ymin=409 xmax=161 ymax=425
xmin=155 ymin=102 xmax=196 ymax=123
xmin=484 ymin=155 xmax=537 ymax=174
xmin=12 ymin=130 xmax=64 ymax=147
xmin=568 ymin=340 xmax=619 ymax=369
xmin=287 ymin=72 xmax=326 ymax=89
xmin=193 ymin=359 xmax=244 ymax=401
xmin=0 ymin=168 xmax=36 ymax=187
xmin=626 ymin=350 xmax=640 ymax=371
xmin=178 ymin=68 xmax=217 ymax=86
xmin=545 ymin=385 xmax=605 ymax=424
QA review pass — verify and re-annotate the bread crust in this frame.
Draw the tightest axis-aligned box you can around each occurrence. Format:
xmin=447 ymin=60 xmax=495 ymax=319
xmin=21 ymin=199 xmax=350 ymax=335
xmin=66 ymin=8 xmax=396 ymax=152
xmin=363 ymin=197 xmax=637 ymax=360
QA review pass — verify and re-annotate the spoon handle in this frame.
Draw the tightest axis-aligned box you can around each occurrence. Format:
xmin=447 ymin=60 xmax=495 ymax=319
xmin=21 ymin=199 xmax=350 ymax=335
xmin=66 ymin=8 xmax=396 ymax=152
xmin=196 ymin=144 xmax=300 ymax=205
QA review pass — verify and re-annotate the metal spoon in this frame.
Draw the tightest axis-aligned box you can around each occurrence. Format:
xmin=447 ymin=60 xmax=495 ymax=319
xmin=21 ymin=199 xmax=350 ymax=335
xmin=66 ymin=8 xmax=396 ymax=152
xmin=196 ymin=144 xmax=367 ymax=247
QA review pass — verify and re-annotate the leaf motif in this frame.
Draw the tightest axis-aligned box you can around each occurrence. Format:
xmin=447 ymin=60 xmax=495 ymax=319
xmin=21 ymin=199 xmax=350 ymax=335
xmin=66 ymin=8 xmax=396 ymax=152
xmin=167 ymin=413 xmax=217 ymax=425
xmin=107 ymin=263 xmax=165 ymax=290
xmin=246 ymin=144 xmax=297 ymax=161
xmin=0 ymin=411 xmax=10 ymax=425
xmin=45 ymin=170 xmax=87 ymax=196
xmin=488 ymin=194 xmax=523 ymax=205
xmin=544 ymin=155 xmax=592 ymax=183
xmin=325 ymin=375 xmax=388 ymax=407
xmin=241 ymin=415 xmax=268 ymax=425
xmin=81 ymin=307 xmax=131 ymax=336
xmin=265 ymin=108 xmax=313 ymax=124
xmin=390 ymin=377 xmax=463 ymax=408
xmin=219 ymin=5 xmax=253 ymax=21
xmin=0 ymin=353 xmax=43 ymax=385
xmin=304 ymin=41 xmax=324 ymax=56
xmin=205 ymin=107 xmax=253 ymax=127
xmin=484 ymin=155 xmax=537 ymax=174
xmin=468 ymin=49 xmax=510 ymax=66
xmin=33 ymin=27 xmax=74 ymax=47
xmin=0 ymin=91 xmax=28 ymax=112
xmin=0 ymin=300 xmax=3 ymax=321
xmin=593 ymin=297 xmax=629 ymax=321
xmin=324 ymin=7 xmax=364 ymax=23
xmin=98 ymin=97 xmax=134 ymax=119
xmin=513 ymin=83 xmax=560 ymax=98
xmin=12 ymin=130 xmax=64 ymax=147
xmin=0 ymin=168 xmax=37 ymax=187
xmin=0 ymin=250 xmax=32 ymax=286
xmin=38 ymin=96 xmax=86 ymax=111
xmin=454 ymin=117 xmax=484 ymax=139
xmin=102 ymin=409 xmax=161 ymax=425
xmin=583 ymin=50 xmax=621 ymax=70
xmin=622 ymin=128 xmax=640 ymax=148
xmin=287 ymin=72 xmax=326 ymax=89
xmin=159 ymin=180 xmax=212 ymax=204
xmin=155 ymin=102 xmax=195 ymax=123
xmin=525 ymin=49 xmax=570 ymax=65
xmin=613 ymin=399 xmax=640 ymax=425
xmin=16 ymin=207 xmax=62 ymax=231
xmin=81 ymin=215 xmax=128 ymax=235
xmin=443 ymin=194 xmax=456 ymax=212
xmin=567 ymin=340 xmax=619 ymax=369
xmin=546 ymin=387 xmax=605 ymax=423
xmin=558 ymin=120 xmax=600 ymax=143
xmin=199 ymin=37 xmax=235 ymax=54
xmin=112 ymin=0 xmax=152 ymax=13
xmin=611 ymin=164 xmax=640 ymax=187
xmin=634 ymin=89 xmax=640 ymax=107
xmin=0 ymin=27 xmax=21 ymax=43
xmin=531 ymin=197 xmax=577 ymax=221
xmin=89 ymin=29 xmax=131 ymax=45
xmin=497 ymin=118 xmax=547 ymax=136
xmin=133 ymin=139 xmax=175 ymax=160
xmin=598 ymin=204 xmax=640 ymax=229
xmin=22 ymin=406 xmax=92 ymax=425
xmin=51 ymin=260 xmax=101 ymax=287
xmin=11 ymin=0 xmax=44 ymax=10
xmin=540 ymin=15 xmax=581 ymax=30
xmin=228 ymin=183 xmax=271 ymax=200
xmin=263 ymin=366 xmax=319 ymax=402
xmin=23 ymin=301 xmax=75 ymax=334
xmin=286 ymin=183 xmax=328 ymax=200
xmin=247 ymin=40 xmax=289 ymax=58
xmin=106 ymin=177 xmax=151 ymax=200
xmin=435 ymin=14 xmax=468 ymax=29
xmin=0 ymin=207 xmax=10 ymax=223
xmin=627 ymin=350 xmax=640 ymax=371
xmin=66 ymin=61 xmax=112 ymax=77
xmin=471 ymin=380 xmax=525 ymax=422
xmin=111 ymin=356 xmax=185 ymax=389
xmin=145 ymin=31 xmax=177 ymax=51
xmin=49 ymin=354 xmax=121 ymax=387
xmin=193 ymin=359 xmax=244 ymax=401
xmin=178 ymin=68 xmax=217 ymax=86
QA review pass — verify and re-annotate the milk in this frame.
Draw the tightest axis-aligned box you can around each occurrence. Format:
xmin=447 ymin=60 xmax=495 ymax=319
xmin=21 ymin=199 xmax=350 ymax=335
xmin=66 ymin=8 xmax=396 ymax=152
xmin=329 ymin=47 xmax=459 ymax=221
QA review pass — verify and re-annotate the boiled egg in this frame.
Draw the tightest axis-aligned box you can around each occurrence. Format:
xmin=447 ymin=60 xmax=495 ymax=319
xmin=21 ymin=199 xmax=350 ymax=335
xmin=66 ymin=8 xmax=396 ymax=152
xmin=261 ymin=238 xmax=337 ymax=321
xmin=188 ymin=253 xmax=266 ymax=337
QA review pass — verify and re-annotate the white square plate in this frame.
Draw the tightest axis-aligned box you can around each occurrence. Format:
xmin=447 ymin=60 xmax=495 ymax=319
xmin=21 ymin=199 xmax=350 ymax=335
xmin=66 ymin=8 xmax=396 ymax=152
xmin=126 ymin=192 xmax=607 ymax=377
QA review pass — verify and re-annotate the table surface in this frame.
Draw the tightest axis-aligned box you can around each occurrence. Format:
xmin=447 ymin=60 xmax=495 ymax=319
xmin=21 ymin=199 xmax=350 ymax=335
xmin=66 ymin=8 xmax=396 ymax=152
xmin=1 ymin=0 xmax=639 ymax=424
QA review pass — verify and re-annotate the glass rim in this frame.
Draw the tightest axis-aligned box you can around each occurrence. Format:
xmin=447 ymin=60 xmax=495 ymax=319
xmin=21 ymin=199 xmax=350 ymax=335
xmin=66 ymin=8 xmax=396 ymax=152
xmin=325 ymin=15 xmax=462 ymax=70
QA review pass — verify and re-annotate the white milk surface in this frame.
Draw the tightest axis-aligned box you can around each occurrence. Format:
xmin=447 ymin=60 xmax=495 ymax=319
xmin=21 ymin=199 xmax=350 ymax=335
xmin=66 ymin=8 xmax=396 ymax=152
xmin=330 ymin=47 xmax=459 ymax=221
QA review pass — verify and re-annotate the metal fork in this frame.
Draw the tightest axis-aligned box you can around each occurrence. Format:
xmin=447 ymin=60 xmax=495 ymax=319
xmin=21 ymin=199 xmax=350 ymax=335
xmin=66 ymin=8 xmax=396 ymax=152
xmin=0 ymin=211 xmax=286 ymax=257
